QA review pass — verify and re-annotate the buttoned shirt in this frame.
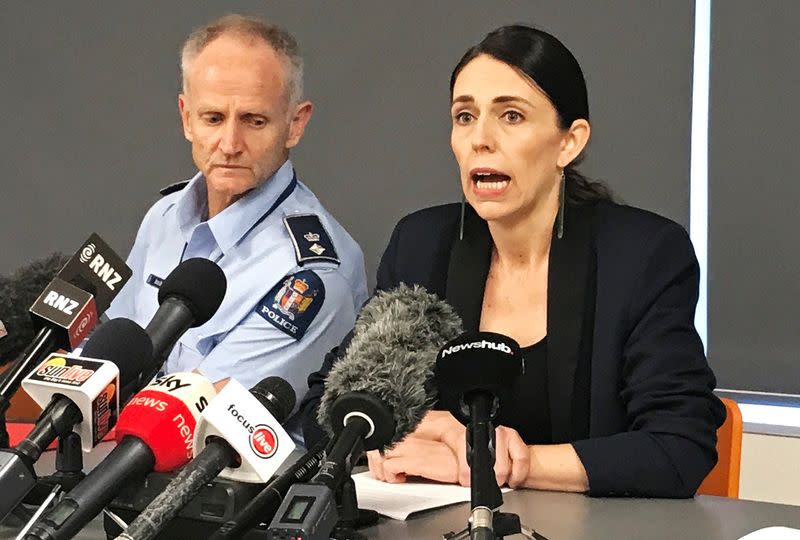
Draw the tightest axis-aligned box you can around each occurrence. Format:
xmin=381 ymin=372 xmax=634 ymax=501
xmin=106 ymin=160 xmax=368 ymax=434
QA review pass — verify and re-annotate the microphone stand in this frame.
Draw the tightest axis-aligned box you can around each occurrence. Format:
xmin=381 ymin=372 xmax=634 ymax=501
xmin=330 ymin=438 xmax=379 ymax=540
xmin=442 ymin=392 xmax=543 ymax=540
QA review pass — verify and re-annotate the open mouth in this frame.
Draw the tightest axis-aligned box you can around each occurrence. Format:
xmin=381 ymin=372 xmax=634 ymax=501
xmin=470 ymin=169 xmax=511 ymax=191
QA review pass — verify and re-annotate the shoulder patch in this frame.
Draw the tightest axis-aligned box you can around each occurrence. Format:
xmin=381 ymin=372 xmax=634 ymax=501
xmin=159 ymin=180 xmax=190 ymax=196
xmin=283 ymin=214 xmax=340 ymax=265
xmin=255 ymin=269 xmax=326 ymax=340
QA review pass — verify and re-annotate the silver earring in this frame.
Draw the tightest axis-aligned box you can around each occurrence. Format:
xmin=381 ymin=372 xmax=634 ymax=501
xmin=459 ymin=194 xmax=466 ymax=240
xmin=556 ymin=170 xmax=566 ymax=239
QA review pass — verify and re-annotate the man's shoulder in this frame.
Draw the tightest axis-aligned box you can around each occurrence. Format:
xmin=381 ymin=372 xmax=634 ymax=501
xmin=158 ymin=179 xmax=190 ymax=197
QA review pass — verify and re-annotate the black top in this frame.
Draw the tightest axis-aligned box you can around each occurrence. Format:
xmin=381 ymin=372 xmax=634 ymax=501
xmin=500 ymin=337 xmax=552 ymax=444
xmin=301 ymin=200 xmax=725 ymax=498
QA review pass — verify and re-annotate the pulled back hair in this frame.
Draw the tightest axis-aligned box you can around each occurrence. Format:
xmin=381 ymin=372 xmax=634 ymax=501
xmin=450 ymin=25 xmax=612 ymax=204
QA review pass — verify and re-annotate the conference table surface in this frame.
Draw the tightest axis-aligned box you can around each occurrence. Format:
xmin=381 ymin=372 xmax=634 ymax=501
xmin=2 ymin=445 xmax=800 ymax=539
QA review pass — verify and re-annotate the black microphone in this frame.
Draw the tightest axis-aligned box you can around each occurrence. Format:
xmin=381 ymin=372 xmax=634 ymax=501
xmin=116 ymin=377 xmax=296 ymax=540
xmin=0 ymin=235 xmax=131 ymax=418
xmin=209 ymin=437 xmax=329 ymax=540
xmin=0 ymin=253 xmax=69 ymax=450
xmin=268 ymin=284 xmax=463 ymax=539
xmin=435 ymin=331 xmax=523 ymax=540
xmin=0 ymin=318 xmax=151 ymax=521
xmin=129 ymin=257 xmax=227 ymax=397
xmin=0 ymin=253 xmax=70 ymax=367
xmin=23 ymin=372 xmax=217 ymax=540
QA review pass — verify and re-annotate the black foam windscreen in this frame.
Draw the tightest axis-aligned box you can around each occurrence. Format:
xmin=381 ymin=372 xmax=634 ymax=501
xmin=82 ymin=318 xmax=152 ymax=387
xmin=250 ymin=376 xmax=296 ymax=424
xmin=435 ymin=331 xmax=523 ymax=419
xmin=0 ymin=253 xmax=70 ymax=364
xmin=157 ymin=258 xmax=227 ymax=326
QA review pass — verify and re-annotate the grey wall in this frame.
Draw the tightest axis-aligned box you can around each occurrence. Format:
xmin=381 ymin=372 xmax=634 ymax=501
xmin=708 ymin=1 xmax=800 ymax=394
xmin=0 ymin=0 xmax=694 ymax=283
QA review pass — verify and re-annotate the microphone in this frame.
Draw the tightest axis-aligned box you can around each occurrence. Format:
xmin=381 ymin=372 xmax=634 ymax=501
xmin=209 ymin=437 xmax=328 ymax=540
xmin=116 ymin=376 xmax=296 ymax=540
xmin=0 ymin=253 xmax=70 ymax=367
xmin=23 ymin=372 xmax=216 ymax=540
xmin=435 ymin=332 xmax=523 ymax=540
xmin=129 ymin=258 xmax=227 ymax=396
xmin=0 ymin=318 xmax=151 ymax=521
xmin=0 ymin=235 xmax=131 ymax=417
xmin=269 ymin=285 xmax=463 ymax=539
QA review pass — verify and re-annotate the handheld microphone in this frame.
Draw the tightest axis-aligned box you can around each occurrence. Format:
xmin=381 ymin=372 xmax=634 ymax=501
xmin=23 ymin=372 xmax=216 ymax=540
xmin=129 ymin=258 xmax=227 ymax=396
xmin=0 ymin=318 xmax=151 ymax=521
xmin=435 ymin=331 xmax=523 ymax=540
xmin=116 ymin=377 xmax=296 ymax=540
xmin=0 ymin=235 xmax=131 ymax=417
xmin=269 ymin=285 xmax=463 ymax=540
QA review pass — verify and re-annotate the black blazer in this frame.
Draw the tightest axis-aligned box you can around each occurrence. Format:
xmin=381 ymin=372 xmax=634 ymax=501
xmin=301 ymin=200 xmax=725 ymax=498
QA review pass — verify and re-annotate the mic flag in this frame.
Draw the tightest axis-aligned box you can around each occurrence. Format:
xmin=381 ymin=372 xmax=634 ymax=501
xmin=115 ymin=372 xmax=214 ymax=472
xmin=22 ymin=352 xmax=119 ymax=450
xmin=193 ymin=378 xmax=296 ymax=483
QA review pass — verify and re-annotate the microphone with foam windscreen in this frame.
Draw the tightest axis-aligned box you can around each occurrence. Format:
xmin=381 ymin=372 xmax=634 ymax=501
xmin=268 ymin=285 xmax=463 ymax=540
xmin=127 ymin=258 xmax=227 ymax=397
xmin=23 ymin=372 xmax=216 ymax=540
xmin=435 ymin=331 xmax=524 ymax=540
xmin=115 ymin=376 xmax=296 ymax=540
xmin=0 ymin=318 xmax=151 ymax=521
xmin=0 ymin=235 xmax=131 ymax=418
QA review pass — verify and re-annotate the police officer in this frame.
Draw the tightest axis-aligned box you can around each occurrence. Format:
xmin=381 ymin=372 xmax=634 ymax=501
xmin=105 ymin=15 xmax=368 ymax=436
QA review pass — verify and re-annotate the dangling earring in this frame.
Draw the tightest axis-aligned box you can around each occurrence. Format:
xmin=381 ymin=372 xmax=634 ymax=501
xmin=556 ymin=169 xmax=566 ymax=239
xmin=459 ymin=194 xmax=466 ymax=240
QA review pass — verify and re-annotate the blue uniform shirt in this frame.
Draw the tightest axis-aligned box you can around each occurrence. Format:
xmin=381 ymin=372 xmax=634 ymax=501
xmin=106 ymin=160 xmax=368 ymax=432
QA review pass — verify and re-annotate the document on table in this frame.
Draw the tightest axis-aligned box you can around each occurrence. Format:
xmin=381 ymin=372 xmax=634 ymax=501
xmin=352 ymin=471 xmax=511 ymax=520
xmin=739 ymin=527 xmax=800 ymax=539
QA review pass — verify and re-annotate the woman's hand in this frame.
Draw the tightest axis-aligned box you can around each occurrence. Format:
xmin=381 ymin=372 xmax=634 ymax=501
xmin=366 ymin=438 xmax=460 ymax=483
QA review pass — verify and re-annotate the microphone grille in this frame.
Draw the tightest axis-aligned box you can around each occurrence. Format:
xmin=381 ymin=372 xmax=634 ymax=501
xmin=250 ymin=376 xmax=296 ymax=423
xmin=82 ymin=318 xmax=153 ymax=387
xmin=157 ymin=258 xmax=227 ymax=326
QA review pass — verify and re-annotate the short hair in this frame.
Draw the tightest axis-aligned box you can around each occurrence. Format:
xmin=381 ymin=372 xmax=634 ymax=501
xmin=180 ymin=14 xmax=304 ymax=105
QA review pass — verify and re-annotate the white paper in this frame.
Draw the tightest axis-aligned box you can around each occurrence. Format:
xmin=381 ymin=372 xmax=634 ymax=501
xmin=739 ymin=527 xmax=800 ymax=540
xmin=352 ymin=471 xmax=511 ymax=520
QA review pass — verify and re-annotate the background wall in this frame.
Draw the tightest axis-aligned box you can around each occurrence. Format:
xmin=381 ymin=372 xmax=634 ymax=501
xmin=0 ymin=0 xmax=694 ymax=284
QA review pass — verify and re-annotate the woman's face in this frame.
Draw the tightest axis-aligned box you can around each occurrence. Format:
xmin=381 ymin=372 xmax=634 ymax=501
xmin=450 ymin=54 xmax=574 ymax=225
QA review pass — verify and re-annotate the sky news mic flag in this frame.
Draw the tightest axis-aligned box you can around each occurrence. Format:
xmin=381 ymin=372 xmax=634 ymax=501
xmin=23 ymin=372 xmax=216 ymax=540
xmin=117 ymin=376 xmax=297 ymax=540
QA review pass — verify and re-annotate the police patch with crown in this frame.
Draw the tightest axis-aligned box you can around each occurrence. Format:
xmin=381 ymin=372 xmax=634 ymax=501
xmin=256 ymin=270 xmax=326 ymax=340
xmin=284 ymin=214 xmax=339 ymax=265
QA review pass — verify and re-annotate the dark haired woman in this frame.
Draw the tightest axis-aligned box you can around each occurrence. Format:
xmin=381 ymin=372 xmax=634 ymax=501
xmin=301 ymin=25 xmax=724 ymax=498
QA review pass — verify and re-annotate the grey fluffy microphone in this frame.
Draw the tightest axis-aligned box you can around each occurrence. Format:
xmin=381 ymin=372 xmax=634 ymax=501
xmin=317 ymin=283 xmax=463 ymax=475
xmin=268 ymin=285 xmax=462 ymax=539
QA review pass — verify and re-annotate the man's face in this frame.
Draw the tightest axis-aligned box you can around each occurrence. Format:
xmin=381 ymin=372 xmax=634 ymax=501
xmin=179 ymin=35 xmax=311 ymax=200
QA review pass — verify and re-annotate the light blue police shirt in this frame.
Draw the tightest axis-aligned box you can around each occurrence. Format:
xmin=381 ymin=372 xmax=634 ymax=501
xmin=106 ymin=160 xmax=368 ymax=432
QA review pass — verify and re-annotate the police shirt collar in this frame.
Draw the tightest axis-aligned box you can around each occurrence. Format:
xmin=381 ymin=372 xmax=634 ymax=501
xmin=174 ymin=171 xmax=209 ymax=244
xmin=206 ymin=159 xmax=295 ymax=255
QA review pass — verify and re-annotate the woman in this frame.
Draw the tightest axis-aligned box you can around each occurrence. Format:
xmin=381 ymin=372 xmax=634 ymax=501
xmin=301 ymin=25 xmax=725 ymax=498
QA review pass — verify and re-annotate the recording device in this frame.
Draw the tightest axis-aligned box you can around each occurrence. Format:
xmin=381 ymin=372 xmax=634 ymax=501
xmin=23 ymin=372 xmax=216 ymax=540
xmin=210 ymin=437 xmax=329 ymax=539
xmin=0 ymin=318 xmax=150 ymax=521
xmin=130 ymin=257 xmax=227 ymax=396
xmin=0 ymin=235 xmax=131 ymax=418
xmin=435 ymin=331 xmax=528 ymax=540
xmin=269 ymin=285 xmax=463 ymax=540
xmin=116 ymin=377 xmax=296 ymax=540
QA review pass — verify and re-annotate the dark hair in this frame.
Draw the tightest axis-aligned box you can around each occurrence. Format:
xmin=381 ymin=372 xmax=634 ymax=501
xmin=450 ymin=25 xmax=612 ymax=204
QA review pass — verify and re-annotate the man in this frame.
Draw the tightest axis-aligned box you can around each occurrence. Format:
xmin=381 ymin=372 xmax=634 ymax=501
xmin=105 ymin=15 xmax=368 ymax=435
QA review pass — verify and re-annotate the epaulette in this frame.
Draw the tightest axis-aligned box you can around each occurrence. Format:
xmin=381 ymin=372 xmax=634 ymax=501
xmin=283 ymin=214 xmax=340 ymax=265
xmin=159 ymin=180 xmax=190 ymax=196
